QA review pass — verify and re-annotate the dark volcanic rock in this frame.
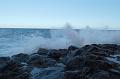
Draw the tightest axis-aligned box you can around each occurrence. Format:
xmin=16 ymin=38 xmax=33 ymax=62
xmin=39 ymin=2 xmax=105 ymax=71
xmin=64 ymin=67 xmax=90 ymax=79
xmin=45 ymin=58 xmax=57 ymax=66
xmin=37 ymin=48 xmax=49 ymax=55
xmin=0 ymin=60 xmax=29 ymax=79
xmin=0 ymin=57 xmax=10 ymax=62
xmin=28 ymin=54 xmax=47 ymax=67
xmin=28 ymin=54 xmax=57 ymax=67
xmin=86 ymin=59 xmax=117 ymax=70
xmin=58 ymin=49 xmax=68 ymax=56
xmin=89 ymin=70 xmax=110 ymax=79
xmin=48 ymin=49 xmax=62 ymax=60
xmin=116 ymin=56 xmax=120 ymax=61
xmin=68 ymin=45 xmax=79 ymax=51
xmin=1 ymin=44 xmax=120 ymax=79
xmin=12 ymin=53 xmax=29 ymax=63
xmin=65 ymin=56 xmax=85 ymax=70
xmin=0 ymin=57 xmax=10 ymax=71
xmin=63 ymin=70 xmax=82 ymax=79
xmin=100 ymin=44 xmax=120 ymax=51
xmin=63 ymin=44 xmax=120 ymax=79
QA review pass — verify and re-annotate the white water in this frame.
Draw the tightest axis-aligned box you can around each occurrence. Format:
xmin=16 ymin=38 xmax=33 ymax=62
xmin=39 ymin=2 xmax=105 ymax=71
xmin=0 ymin=26 xmax=120 ymax=56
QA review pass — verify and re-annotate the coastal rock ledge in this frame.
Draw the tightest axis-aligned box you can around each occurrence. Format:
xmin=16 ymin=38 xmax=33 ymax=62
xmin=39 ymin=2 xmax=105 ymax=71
xmin=1 ymin=44 xmax=120 ymax=79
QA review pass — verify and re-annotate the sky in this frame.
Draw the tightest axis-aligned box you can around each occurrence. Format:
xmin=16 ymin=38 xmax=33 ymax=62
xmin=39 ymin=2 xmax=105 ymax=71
xmin=0 ymin=0 xmax=120 ymax=29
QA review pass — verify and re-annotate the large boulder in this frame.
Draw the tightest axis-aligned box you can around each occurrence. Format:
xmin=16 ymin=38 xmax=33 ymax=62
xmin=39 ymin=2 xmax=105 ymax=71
xmin=37 ymin=48 xmax=49 ymax=55
xmin=28 ymin=54 xmax=57 ymax=67
xmin=89 ymin=70 xmax=110 ymax=79
xmin=100 ymin=44 xmax=120 ymax=52
xmin=0 ymin=57 xmax=10 ymax=62
xmin=63 ymin=70 xmax=81 ymax=79
xmin=11 ymin=53 xmax=29 ymax=63
xmin=27 ymin=54 xmax=47 ymax=67
xmin=65 ymin=56 xmax=85 ymax=70
xmin=0 ymin=60 xmax=29 ymax=79
xmin=0 ymin=57 xmax=10 ymax=71
xmin=45 ymin=58 xmax=57 ymax=66
xmin=48 ymin=49 xmax=62 ymax=60
xmin=64 ymin=44 xmax=120 ymax=79
xmin=68 ymin=45 xmax=79 ymax=51
xmin=64 ymin=67 xmax=90 ymax=79
xmin=58 ymin=49 xmax=68 ymax=56
xmin=1 ymin=44 xmax=120 ymax=79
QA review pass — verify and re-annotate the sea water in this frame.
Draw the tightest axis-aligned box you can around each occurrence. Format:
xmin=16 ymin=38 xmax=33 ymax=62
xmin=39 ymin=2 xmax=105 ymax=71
xmin=0 ymin=28 xmax=120 ymax=57
xmin=0 ymin=28 xmax=50 ymax=56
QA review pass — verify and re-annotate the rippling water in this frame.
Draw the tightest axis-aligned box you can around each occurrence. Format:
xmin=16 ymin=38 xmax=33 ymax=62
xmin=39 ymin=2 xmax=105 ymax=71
xmin=0 ymin=28 xmax=50 ymax=56
xmin=0 ymin=28 xmax=120 ymax=57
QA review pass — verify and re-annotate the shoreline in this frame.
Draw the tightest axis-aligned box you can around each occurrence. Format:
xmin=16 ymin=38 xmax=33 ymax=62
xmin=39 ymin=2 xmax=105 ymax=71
xmin=0 ymin=44 xmax=120 ymax=79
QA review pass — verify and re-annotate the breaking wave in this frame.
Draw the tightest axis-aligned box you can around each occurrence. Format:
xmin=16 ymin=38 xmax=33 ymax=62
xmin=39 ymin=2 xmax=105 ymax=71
xmin=0 ymin=25 xmax=120 ymax=56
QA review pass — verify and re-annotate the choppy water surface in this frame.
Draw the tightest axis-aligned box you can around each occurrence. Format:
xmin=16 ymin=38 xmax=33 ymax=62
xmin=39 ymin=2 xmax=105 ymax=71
xmin=0 ymin=28 xmax=120 ymax=56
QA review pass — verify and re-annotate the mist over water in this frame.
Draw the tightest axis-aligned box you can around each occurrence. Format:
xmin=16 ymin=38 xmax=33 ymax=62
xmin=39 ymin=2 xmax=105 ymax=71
xmin=0 ymin=26 xmax=120 ymax=56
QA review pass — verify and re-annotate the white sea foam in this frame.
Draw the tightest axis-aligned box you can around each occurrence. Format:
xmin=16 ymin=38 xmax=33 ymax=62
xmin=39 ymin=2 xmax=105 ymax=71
xmin=0 ymin=25 xmax=120 ymax=56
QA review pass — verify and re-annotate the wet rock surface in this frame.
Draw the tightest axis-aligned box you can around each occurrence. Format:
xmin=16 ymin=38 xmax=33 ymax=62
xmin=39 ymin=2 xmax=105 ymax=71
xmin=1 ymin=44 xmax=120 ymax=79
xmin=37 ymin=48 xmax=49 ymax=55
xmin=48 ymin=49 xmax=63 ymax=60
xmin=11 ymin=53 xmax=29 ymax=63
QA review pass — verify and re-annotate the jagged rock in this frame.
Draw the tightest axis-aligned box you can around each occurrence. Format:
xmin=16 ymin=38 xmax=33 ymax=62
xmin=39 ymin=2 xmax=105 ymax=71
xmin=48 ymin=49 xmax=62 ymax=60
xmin=86 ymin=54 xmax=104 ymax=61
xmin=28 ymin=54 xmax=47 ymax=67
xmin=6 ymin=60 xmax=23 ymax=71
xmin=89 ymin=70 xmax=110 ymax=79
xmin=63 ymin=68 xmax=89 ymax=79
xmin=73 ymin=44 xmax=116 ymax=57
xmin=86 ymin=58 xmax=118 ymax=70
xmin=63 ymin=70 xmax=81 ymax=79
xmin=1 ymin=44 xmax=120 ymax=79
xmin=0 ymin=60 xmax=29 ymax=79
xmin=37 ymin=48 xmax=49 ymax=55
xmin=17 ymin=65 xmax=33 ymax=79
xmin=0 ymin=57 xmax=10 ymax=62
xmin=100 ymin=44 xmax=120 ymax=52
xmin=61 ymin=48 xmax=83 ymax=64
xmin=12 ymin=53 xmax=29 ymax=62
xmin=45 ymin=58 xmax=57 ymax=66
xmin=116 ymin=56 xmax=120 ymax=61
xmin=15 ymin=72 xmax=29 ymax=79
xmin=0 ymin=57 xmax=10 ymax=71
xmin=58 ymin=49 xmax=68 ymax=56
xmin=68 ymin=45 xmax=79 ymax=51
xmin=0 ymin=63 xmax=7 ymax=72
xmin=65 ymin=56 xmax=85 ymax=70
xmin=64 ymin=44 xmax=120 ymax=79
xmin=108 ymin=69 xmax=120 ymax=79
xmin=28 ymin=54 xmax=57 ymax=67
xmin=69 ymin=45 xmax=96 ymax=57
xmin=108 ymin=69 xmax=120 ymax=76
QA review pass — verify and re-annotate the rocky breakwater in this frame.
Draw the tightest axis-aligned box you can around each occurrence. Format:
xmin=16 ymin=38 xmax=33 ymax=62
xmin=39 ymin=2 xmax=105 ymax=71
xmin=1 ymin=44 xmax=120 ymax=79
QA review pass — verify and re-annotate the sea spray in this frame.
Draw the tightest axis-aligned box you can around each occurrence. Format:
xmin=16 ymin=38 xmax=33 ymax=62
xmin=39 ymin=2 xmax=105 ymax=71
xmin=0 ymin=27 xmax=120 ymax=56
xmin=62 ymin=24 xmax=84 ymax=47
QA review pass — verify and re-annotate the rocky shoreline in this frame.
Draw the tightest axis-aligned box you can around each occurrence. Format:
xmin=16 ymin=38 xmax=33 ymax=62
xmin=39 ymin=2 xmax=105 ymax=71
xmin=1 ymin=44 xmax=120 ymax=79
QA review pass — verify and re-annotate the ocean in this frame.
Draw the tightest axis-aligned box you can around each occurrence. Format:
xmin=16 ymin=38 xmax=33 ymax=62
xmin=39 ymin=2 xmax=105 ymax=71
xmin=0 ymin=28 xmax=51 ymax=56
xmin=0 ymin=28 xmax=120 ymax=57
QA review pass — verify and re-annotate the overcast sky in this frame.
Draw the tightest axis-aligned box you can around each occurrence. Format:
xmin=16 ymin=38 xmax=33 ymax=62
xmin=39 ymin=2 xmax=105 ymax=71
xmin=0 ymin=0 xmax=120 ymax=29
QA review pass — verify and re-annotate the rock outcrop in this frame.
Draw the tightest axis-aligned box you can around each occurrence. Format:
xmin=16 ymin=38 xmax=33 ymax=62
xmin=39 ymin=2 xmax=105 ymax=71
xmin=1 ymin=44 xmax=120 ymax=79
